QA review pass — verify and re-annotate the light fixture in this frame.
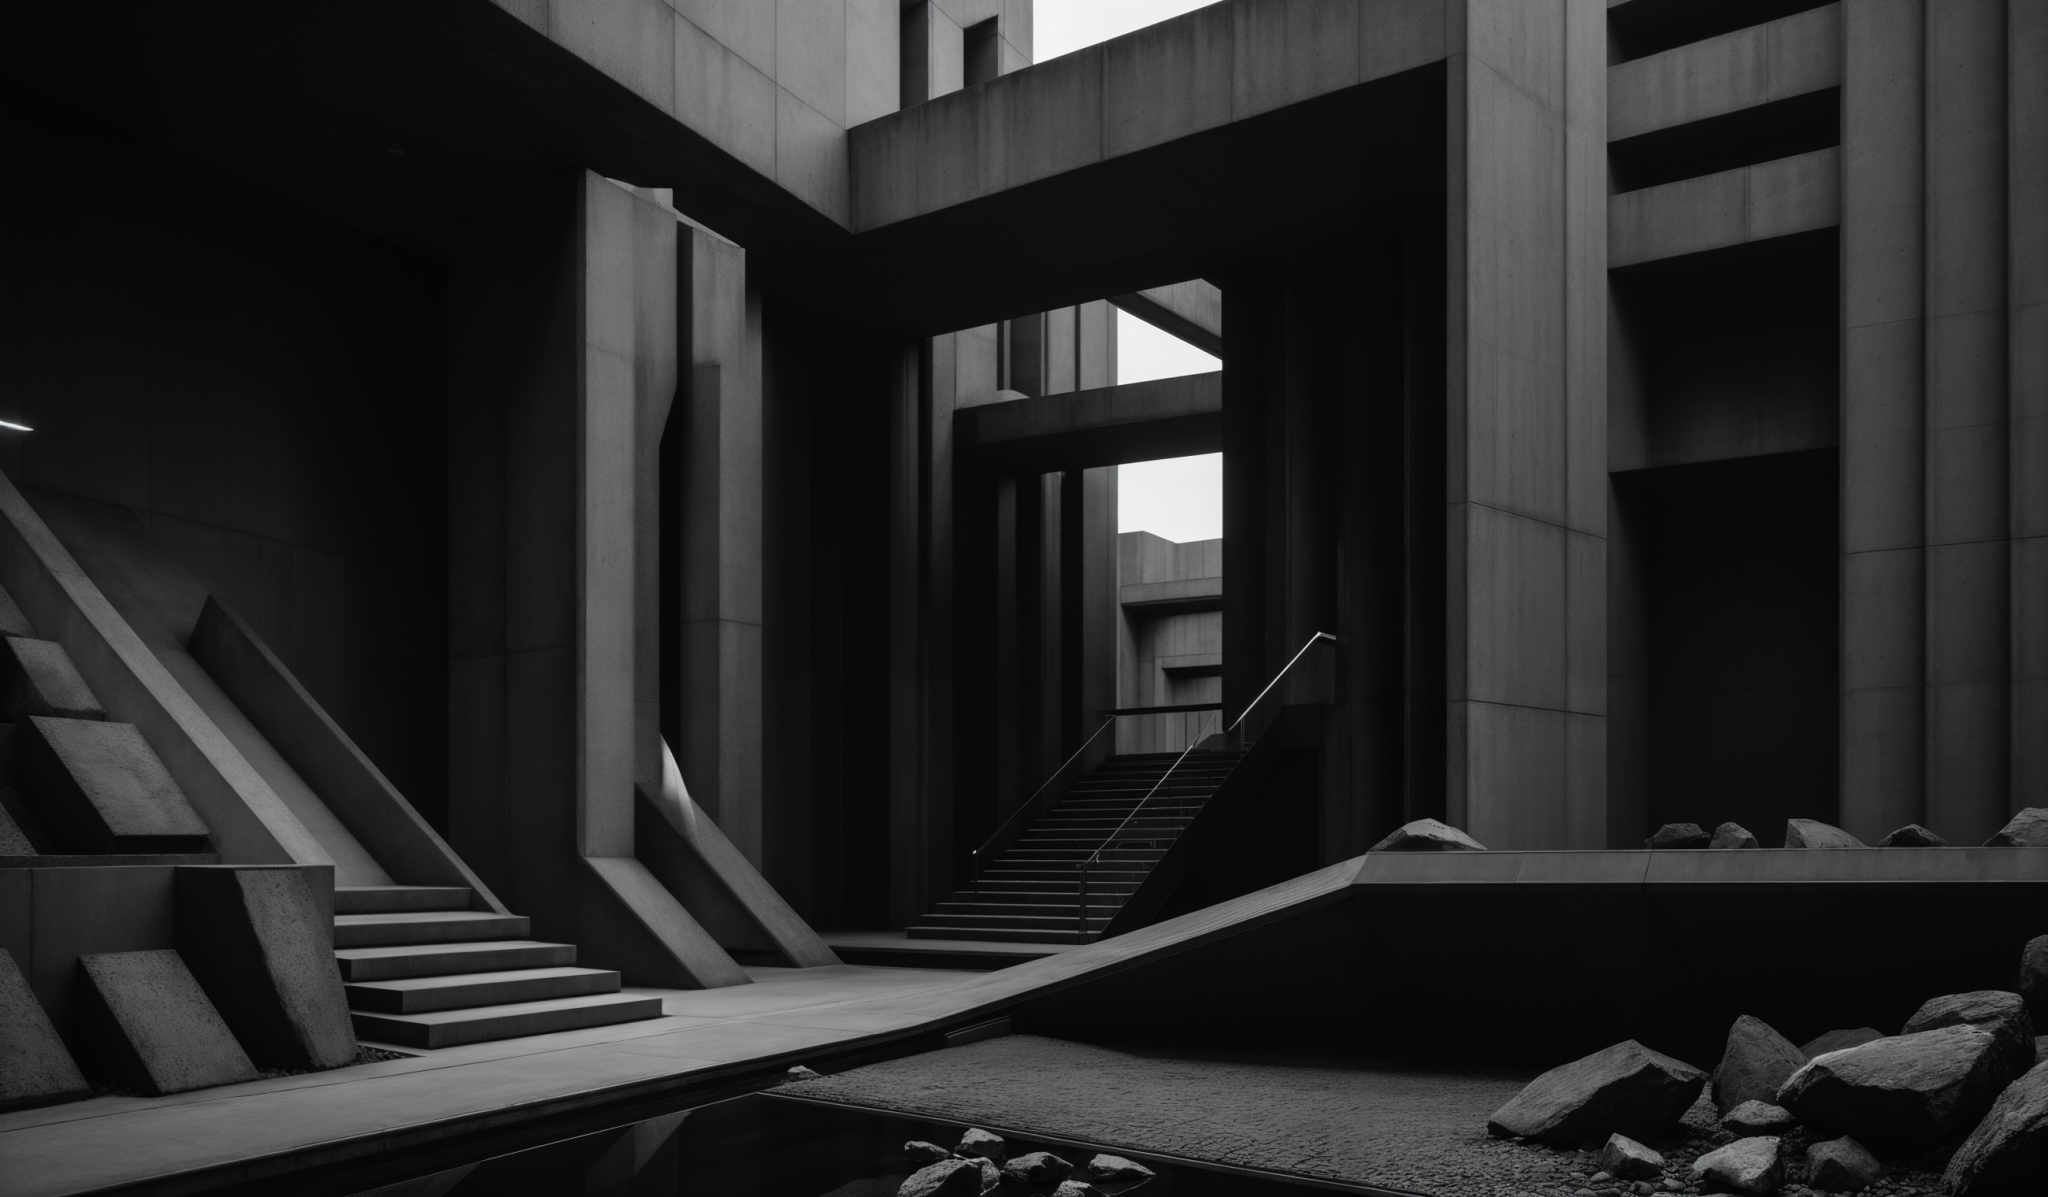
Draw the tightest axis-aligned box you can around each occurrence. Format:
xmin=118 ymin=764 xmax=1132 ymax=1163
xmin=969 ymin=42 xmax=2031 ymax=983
xmin=0 ymin=420 xmax=32 ymax=433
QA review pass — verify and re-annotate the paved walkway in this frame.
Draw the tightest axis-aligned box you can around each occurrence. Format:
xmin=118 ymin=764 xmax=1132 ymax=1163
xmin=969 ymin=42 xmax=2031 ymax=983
xmin=0 ymin=965 xmax=972 ymax=1197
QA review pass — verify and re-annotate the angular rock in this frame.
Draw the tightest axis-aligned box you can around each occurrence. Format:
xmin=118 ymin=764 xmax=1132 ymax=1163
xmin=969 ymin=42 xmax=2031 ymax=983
xmin=782 ymin=1064 xmax=823 ymax=1082
xmin=1487 ymin=1040 xmax=1707 ymax=1144
xmin=1723 ymin=1100 xmax=1796 ymax=1134
xmin=15 ymin=717 xmax=209 ymax=853
xmin=2021 ymin=936 xmax=2048 ymax=1024
xmin=1002 ymin=1151 xmax=1073 ymax=1184
xmin=1369 ymin=817 xmax=1484 ymax=852
xmin=1596 ymin=1133 xmax=1663 ymax=1181
xmin=904 ymin=1140 xmax=952 ymax=1166
xmin=175 ymin=867 xmax=354 ymax=1070
xmin=1985 ymin=808 xmax=2048 ymax=847
xmin=1901 ymin=990 xmax=2036 ymax=1090
xmin=0 ymin=637 xmax=103 ymax=720
xmin=74 ymin=950 xmax=256 ymax=1095
xmin=1878 ymin=823 xmax=1947 ymax=847
xmin=1711 ymin=821 xmax=1760 ymax=850
xmin=955 ymin=1127 xmax=1006 ymax=1163
xmin=1777 ymin=1025 xmax=2013 ymax=1151
xmin=1714 ymin=1015 xmax=1808 ymax=1113
xmin=898 ymin=1159 xmax=981 ymax=1197
xmin=1784 ymin=819 xmax=1864 ymax=848
xmin=1086 ymin=1154 xmax=1156 ymax=1183
xmin=1690 ymin=1136 xmax=1781 ymax=1195
xmin=1053 ymin=1184 xmax=1104 ymax=1197
xmin=1646 ymin=822 xmax=1710 ymax=849
xmin=1943 ymin=1059 xmax=2048 ymax=1196
xmin=1802 ymin=1028 xmax=1885 ymax=1059
xmin=1805 ymin=1136 xmax=1881 ymax=1192
xmin=0 ymin=949 xmax=88 ymax=1110
xmin=972 ymin=1158 xmax=1000 ymax=1193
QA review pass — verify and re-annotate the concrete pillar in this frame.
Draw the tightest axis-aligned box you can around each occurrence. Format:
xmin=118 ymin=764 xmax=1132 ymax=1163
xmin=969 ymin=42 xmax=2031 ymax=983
xmin=1443 ymin=0 xmax=1607 ymax=848
xmin=1923 ymin=1 xmax=2010 ymax=840
xmin=674 ymin=228 xmax=765 ymax=865
xmin=1839 ymin=0 xmax=1928 ymax=839
xmin=2010 ymin=3 xmax=2048 ymax=811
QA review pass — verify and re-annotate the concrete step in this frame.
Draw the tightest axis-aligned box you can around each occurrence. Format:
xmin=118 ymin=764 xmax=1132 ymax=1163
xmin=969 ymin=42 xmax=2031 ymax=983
xmin=335 ymin=939 xmax=577 ymax=982
xmin=906 ymin=925 xmax=1095 ymax=944
xmin=333 ymin=911 xmax=530 ymax=948
xmin=350 ymin=991 xmax=664 ymax=1049
xmin=920 ymin=911 xmax=1110 ymax=931
xmin=935 ymin=900 xmax=1123 ymax=919
xmin=981 ymin=867 xmax=1147 ymax=883
xmin=960 ymin=882 xmax=1140 ymax=896
xmin=997 ymin=848 xmax=1165 ymax=861
xmin=334 ymin=886 xmax=475 ymax=915
xmin=345 ymin=966 xmax=621 ymax=1014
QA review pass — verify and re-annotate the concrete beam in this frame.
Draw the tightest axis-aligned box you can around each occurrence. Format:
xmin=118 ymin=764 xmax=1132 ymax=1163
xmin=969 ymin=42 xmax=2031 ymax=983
xmin=1609 ymin=148 xmax=1839 ymax=268
xmin=1120 ymin=576 xmax=1224 ymax=615
xmin=957 ymin=372 xmax=1223 ymax=472
xmin=1110 ymin=281 xmax=1224 ymax=357
xmin=1609 ymin=4 xmax=1841 ymax=142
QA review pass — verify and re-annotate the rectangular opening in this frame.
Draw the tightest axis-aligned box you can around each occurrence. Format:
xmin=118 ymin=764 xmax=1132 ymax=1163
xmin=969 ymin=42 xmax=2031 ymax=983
xmin=963 ymin=18 xmax=1001 ymax=88
xmin=1608 ymin=0 xmax=1838 ymax=65
xmin=1610 ymin=89 xmax=1840 ymax=193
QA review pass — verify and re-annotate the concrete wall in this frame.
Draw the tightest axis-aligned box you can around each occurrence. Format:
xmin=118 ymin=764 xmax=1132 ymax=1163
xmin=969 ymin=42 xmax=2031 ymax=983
xmin=1115 ymin=533 xmax=1223 ymax=755
xmin=0 ymin=109 xmax=449 ymax=824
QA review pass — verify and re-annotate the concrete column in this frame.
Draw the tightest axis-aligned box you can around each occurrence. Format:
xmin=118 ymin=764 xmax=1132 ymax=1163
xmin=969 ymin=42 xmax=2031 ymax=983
xmin=1443 ymin=0 xmax=1607 ymax=848
xmin=1923 ymin=1 xmax=2010 ymax=840
xmin=2010 ymin=3 xmax=2048 ymax=810
xmin=1839 ymin=0 xmax=1928 ymax=838
xmin=675 ymin=228 xmax=765 ymax=865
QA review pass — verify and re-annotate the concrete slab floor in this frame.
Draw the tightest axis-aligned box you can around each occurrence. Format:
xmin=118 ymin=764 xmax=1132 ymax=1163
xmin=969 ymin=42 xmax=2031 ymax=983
xmin=0 ymin=964 xmax=974 ymax=1197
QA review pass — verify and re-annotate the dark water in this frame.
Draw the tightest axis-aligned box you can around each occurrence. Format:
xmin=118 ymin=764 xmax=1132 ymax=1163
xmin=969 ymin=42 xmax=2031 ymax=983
xmin=348 ymin=1090 xmax=1363 ymax=1196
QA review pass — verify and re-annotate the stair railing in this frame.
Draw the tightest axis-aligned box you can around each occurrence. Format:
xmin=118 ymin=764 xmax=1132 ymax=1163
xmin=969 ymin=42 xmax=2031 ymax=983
xmin=968 ymin=713 xmax=1117 ymax=886
xmin=1076 ymin=630 xmax=1336 ymax=938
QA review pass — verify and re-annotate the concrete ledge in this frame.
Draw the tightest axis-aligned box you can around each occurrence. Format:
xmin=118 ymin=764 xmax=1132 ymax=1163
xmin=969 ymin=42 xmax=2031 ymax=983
xmin=15 ymin=717 xmax=209 ymax=853
xmin=1119 ymin=576 xmax=1223 ymax=615
xmin=0 ymin=949 xmax=87 ymax=1112
xmin=1110 ymin=281 xmax=1224 ymax=357
xmin=75 ymin=950 xmax=256 ymax=1096
xmin=1610 ymin=148 xmax=1840 ymax=267
xmin=1609 ymin=4 xmax=1840 ymax=142
xmin=958 ymin=372 xmax=1222 ymax=472
xmin=0 ymin=637 xmax=103 ymax=721
xmin=175 ymin=866 xmax=354 ymax=1071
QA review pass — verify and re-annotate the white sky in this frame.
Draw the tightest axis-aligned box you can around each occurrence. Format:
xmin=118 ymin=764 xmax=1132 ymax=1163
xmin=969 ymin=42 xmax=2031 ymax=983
xmin=1039 ymin=1 xmax=1227 ymax=545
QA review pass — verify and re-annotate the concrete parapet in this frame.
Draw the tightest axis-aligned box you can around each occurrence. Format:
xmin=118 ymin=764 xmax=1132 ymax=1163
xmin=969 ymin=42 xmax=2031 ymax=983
xmin=74 ymin=949 xmax=256 ymax=1095
xmin=176 ymin=866 xmax=354 ymax=1070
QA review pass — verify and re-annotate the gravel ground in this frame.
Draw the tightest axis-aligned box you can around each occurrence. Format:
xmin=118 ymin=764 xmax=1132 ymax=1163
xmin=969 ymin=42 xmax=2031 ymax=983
xmin=788 ymin=1036 xmax=1951 ymax=1196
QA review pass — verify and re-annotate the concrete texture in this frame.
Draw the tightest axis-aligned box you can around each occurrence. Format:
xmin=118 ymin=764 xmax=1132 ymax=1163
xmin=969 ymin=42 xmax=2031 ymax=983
xmin=0 ymin=636 xmax=103 ymax=720
xmin=73 ymin=950 xmax=257 ymax=1096
xmin=174 ymin=866 xmax=355 ymax=1071
xmin=15 ymin=717 xmax=209 ymax=853
xmin=1608 ymin=5 xmax=1842 ymax=142
xmin=1110 ymin=280 xmax=1223 ymax=357
xmin=1609 ymin=148 xmax=1839 ymax=268
xmin=0 ymin=950 xmax=87 ymax=1112
xmin=0 ymin=584 xmax=31 ymax=638
xmin=956 ymin=373 xmax=1221 ymax=472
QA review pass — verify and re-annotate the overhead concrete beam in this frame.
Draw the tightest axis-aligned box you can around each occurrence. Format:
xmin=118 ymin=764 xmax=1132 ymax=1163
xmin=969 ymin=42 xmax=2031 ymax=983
xmin=1110 ymin=281 xmax=1224 ymax=357
xmin=958 ymin=372 xmax=1223 ymax=472
xmin=1609 ymin=4 xmax=1842 ymax=142
xmin=1609 ymin=148 xmax=1840 ymax=268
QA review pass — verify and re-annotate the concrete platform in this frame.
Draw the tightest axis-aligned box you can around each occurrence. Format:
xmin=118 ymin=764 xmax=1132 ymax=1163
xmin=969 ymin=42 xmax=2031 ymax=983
xmin=822 ymin=930 xmax=1072 ymax=971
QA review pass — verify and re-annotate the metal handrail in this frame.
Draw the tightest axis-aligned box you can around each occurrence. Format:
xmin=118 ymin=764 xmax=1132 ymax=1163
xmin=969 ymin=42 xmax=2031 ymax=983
xmin=968 ymin=712 xmax=1117 ymax=882
xmin=1076 ymin=629 xmax=1337 ymax=936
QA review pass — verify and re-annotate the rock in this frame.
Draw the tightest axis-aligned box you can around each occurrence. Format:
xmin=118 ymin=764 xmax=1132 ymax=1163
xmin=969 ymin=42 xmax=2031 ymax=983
xmin=1801 ymin=1028 xmax=1885 ymax=1059
xmin=1001 ymin=1151 xmax=1073 ymax=1184
xmin=1877 ymin=823 xmax=1948 ymax=847
xmin=1086 ymin=1154 xmax=1156 ymax=1183
xmin=1714 ymin=1015 xmax=1808 ymax=1113
xmin=1711 ymin=822 xmax=1760 ymax=850
xmin=1690 ymin=1136 xmax=1781 ymax=1194
xmin=904 ymin=1141 xmax=952 ymax=1166
xmin=972 ymin=1158 xmax=1000 ymax=1192
xmin=1486 ymin=1040 xmax=1707 ymax=1145
xmin=1900 ymin=990 xmax=2036 ymax=1088
xmin=1369 ymin=817 xmax=1484 ymax=852
xmin=1053 ymin=1184 xmax=1104 ymax=1197
xmin=1777 ymin=1025 xmax=2014 ymax=1151
xmin=2020 ymin=936 xmax=2048 ymax=1024
xmin=955 ymin=1128 xmax=1006 ymax=1163
xmin=783 ymin=1064 xmax=823 ymax=1082
xmin=898 ymin=1159 xmax=982 ymax=1197
xmin=1943 ymin=1059 xmax=2048 ymax=1196
xmin=1985 ymin=808 xmax=2048 ymax=847
xmin=1597 ymin=1133 xmax=1664 ymax=1181
xmin=1722 ymin=1100 xmax=1796 ymax=1134
xmin=1646 ymin=822 xmax=1710 ymax=849
xmin=1783 ymin=819 xmax=1864 ymax=848
xmin=1805 ymin=1136 xmax=1882 ymax=1191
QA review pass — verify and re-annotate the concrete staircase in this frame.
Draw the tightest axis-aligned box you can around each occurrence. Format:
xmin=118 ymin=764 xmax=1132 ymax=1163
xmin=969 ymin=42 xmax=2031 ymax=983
xmin=909 ymin=749 xmax=1243 ymax=945
xmin=334 ymin=886 xmax=662 ymax=1049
